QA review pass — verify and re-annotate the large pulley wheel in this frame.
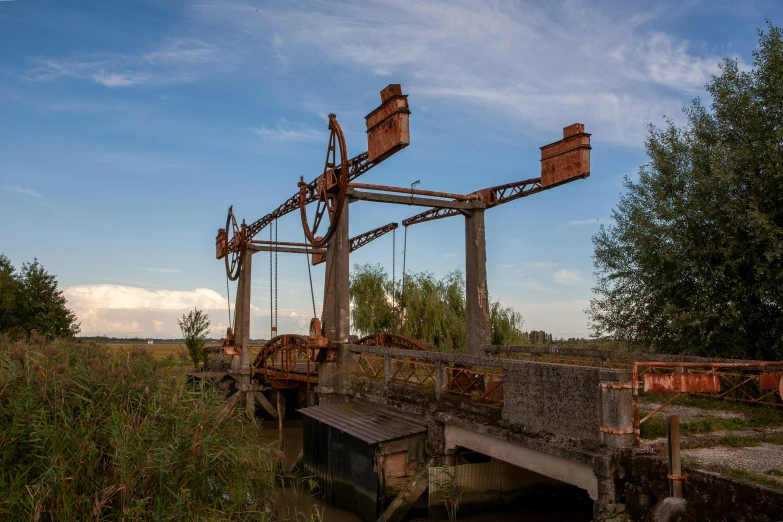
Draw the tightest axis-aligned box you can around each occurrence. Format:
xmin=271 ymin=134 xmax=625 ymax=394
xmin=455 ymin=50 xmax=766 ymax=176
xmin=225 ymin=208 xmax=245 ymax=281
xmin=299 ymin=114 xmax=348 ymax=248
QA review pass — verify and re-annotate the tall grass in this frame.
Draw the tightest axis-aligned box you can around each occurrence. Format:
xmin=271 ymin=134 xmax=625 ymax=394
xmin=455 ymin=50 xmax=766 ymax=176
xmin=0 ymin=334 xmax=280 ymax=521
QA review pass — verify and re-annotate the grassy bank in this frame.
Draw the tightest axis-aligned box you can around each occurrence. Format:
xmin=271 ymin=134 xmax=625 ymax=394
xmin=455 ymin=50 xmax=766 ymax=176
xmin=0 ymin=334 xmax=287 ymax=521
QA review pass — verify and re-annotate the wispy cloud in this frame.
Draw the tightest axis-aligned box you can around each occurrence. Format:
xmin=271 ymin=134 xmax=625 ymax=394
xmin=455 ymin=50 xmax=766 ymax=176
xmin=553 ymin=269 xmax=586 ymax=286
xmin=568 ymin=218 xmax=612 ymax=226
xmin=25 ymin=39 xmax=223 ymax=88
xmin=141 ymin=267 xmax=182 ymax=274
xmin=253 ymin=119 xmax=324 ymax=142
xmin=197 ymin=0 xmax=730 ymax=147
xmin=1 ymin=185 xmax=42 ymax=198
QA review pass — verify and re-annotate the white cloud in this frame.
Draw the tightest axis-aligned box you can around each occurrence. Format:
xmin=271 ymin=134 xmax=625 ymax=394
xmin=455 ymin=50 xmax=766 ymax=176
xmin=253 ymin=119 xmax=324 ymax=142
xmin=1 ymin=185 xmax=42 ymax=198
xmin=568 ymin=218 xmax=611 ymax=226
xmin=197 ymin=0 xmax=730 ymax=146
xmin=64 ymin=284 xmax=314 ymax=338
xmin=553 ymin=269 xmax=586 ymax=286
xmin=141 ymin=267 xmax=181 ymax=274
xmin=25 ymin=39 xmax=222 ymax=88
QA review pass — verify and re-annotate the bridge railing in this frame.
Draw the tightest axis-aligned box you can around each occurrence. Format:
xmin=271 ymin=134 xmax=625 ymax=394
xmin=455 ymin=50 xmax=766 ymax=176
xmin=346 ymin=344 xmax=634 ymax=446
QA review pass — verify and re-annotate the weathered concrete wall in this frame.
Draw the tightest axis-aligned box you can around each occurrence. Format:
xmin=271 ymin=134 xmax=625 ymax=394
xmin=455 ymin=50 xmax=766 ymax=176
xmin=502 ymin=362 xmax=632 ymax=446
xmin=624 ymin=455 xmax=783 ymax=522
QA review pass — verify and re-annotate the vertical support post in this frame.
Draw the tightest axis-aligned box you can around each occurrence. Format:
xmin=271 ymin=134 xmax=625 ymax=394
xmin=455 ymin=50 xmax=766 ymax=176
xmin=384 ymin=355 xmax=393 ymax=386
xmin=231 ymin=253 xmax=253 ymax=414
xmin=465 ymin=210 xmax=490 ymax=356
xmin=668 ymin=415 xmax=683 ymax=498
xmin=435 ymin=361 xmax=445 ymax=399
xmin=239 ymin=253 xmax=253 ymax=368
xmin=318 ymin=202 xmax=350 ymax=404
xmin=323 ymin=202 xmax=351 ymax=342
xmin=277 ymin=390 xmax=284 ymax=432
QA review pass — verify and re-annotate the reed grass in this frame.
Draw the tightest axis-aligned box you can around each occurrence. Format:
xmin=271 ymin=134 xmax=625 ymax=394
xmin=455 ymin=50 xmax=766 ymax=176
xmin=0 ymin=333 xmax=282 ymax=521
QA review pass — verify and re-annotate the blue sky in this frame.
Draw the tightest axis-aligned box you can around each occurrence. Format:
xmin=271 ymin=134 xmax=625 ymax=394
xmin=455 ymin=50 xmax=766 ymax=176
xmin=1 ymin=0 xmax=779 ymax=339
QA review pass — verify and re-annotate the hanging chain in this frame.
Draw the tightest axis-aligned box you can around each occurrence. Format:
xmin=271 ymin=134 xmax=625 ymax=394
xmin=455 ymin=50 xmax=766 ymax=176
xmin=303 ymin=229 xmax=317 ymax=318
xmin=401 ymin=225 xmax=408 ymax=330
xmin=274 ymin=218 xmax=279 ymax=331
xmin=392 ymin=228 xmax=396 ymax=332
xmin=270 ymin=225 xmax=273 ymax=337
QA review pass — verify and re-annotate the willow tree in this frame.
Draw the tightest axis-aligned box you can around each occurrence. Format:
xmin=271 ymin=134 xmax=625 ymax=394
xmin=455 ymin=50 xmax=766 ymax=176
xmin=350 ymin=264 xmax=527 ymax=351
xmin=589 ymin=23 xmax=783 ymax=360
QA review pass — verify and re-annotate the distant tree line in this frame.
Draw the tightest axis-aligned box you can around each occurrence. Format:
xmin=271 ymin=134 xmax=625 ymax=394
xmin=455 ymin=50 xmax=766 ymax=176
xmin=349 ymin=264 xmax=552 ymax=351
xmin=0 ymin=254 xmax=79 ymax=338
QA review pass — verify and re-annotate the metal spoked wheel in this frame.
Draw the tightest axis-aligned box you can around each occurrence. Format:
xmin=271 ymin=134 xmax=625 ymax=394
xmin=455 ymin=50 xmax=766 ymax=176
xmin=225 ymin=207 xmax=245 ymax=281
xmin=299 ymin=114 xmax=348 ymax=248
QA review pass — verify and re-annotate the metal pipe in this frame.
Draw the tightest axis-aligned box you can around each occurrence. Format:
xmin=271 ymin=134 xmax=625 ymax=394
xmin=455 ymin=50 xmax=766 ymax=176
xmin=667 ymin=415 xmax=684 ymax=498
xmin=348 ymin=182 xmax=475 ymax=200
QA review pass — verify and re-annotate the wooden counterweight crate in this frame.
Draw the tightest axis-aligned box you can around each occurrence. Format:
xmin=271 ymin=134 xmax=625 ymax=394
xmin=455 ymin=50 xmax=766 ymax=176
xmin=215 ymin=228 xmax=227 ymax=259
xmin=365 ymin=84 xmax=411 ymax=163
xmin=540 ymin=123 xmax=591 ymax=187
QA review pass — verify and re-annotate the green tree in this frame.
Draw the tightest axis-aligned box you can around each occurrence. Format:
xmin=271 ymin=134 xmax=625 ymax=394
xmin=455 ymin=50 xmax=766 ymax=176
xmin=177 ymin=308 xmax=211 ymax=368
xmin=489 ymin=302 xmax=525 ymax=345
xmin=350 ymin=264 xmax=528 ymax=351
xmin=350 ymin=263 xmax=395 ymax=336
xmin=589 ymin=23 xmax=783 ymax=360
xmin=0 ymin=254 xmax=79 ymax=338
xmin=0 ymin=254 xmax=19 ymax=333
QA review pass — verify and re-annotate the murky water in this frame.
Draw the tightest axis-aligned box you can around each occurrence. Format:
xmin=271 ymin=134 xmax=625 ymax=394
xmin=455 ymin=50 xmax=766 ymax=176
xmin=260 ymin=419 xmax=590 ymax=522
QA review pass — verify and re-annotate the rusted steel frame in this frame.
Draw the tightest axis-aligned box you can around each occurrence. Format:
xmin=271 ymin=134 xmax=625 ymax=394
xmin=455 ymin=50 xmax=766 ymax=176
xmin=313 ymin=223 xmax=399 ymax=265
xmin=348 ymin=182 xmax=475 ymax=201
xmin=638 ymin=361 xmax=782 ymax=369
xmin=401 ymin=208 xmax=461 ymax=227
xmin=354 ymin=354 xmax=385 ymax=379
xmin=390 ymin=358 xmax=436 ymax=386
xmin=251 ymin=239 xmax=325 ymax=248
xmin=348 ymin=188 xmax=485 ymax=210
xmin=355 ymin=332 xmax=431 ymax=352
xmin=445 ymin=366 xmax=503 ymax=402
xmin=228 ymin=152 xmax=374 ymax=252
xmin=401 ymin=178 xmax=544 ymax=227
xmin=638 ymin=393 xmax=682 ymax=426
xmin=349 ymin=222 xmax=398 ymax=251
xmin=247 ymin=244 xmax=325 ymax=255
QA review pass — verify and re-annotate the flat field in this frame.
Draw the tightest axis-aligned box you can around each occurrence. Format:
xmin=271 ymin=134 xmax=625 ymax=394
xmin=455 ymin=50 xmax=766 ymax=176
xmin=104 ymin=342 xmax=186 ymax=359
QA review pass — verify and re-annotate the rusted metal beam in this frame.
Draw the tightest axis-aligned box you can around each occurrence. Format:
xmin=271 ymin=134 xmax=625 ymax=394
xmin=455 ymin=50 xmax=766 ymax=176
xmin=312 ymin=222 xmax=399 ymax=266
xmin=348 ymin=188 xmax=485 ymax=210
xmin=228 ymin=152 xmax=375 ymax=252
xmin=247 ymin=244 xmax=325 ymax=255
xmin=348 ymin=182 xmax=474 ymax=201
xmin=401 ymin=178 xmax=544 ymax=227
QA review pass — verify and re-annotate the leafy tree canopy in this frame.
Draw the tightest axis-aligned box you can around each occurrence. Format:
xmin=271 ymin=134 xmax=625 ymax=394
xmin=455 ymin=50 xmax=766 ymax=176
xmin=350 ymin=263 xmax=549 ymax=351
xmin=589 ymin=23 xmax=783 ymax=360
xmin=0 ymin=254 xmax=79 ymax=338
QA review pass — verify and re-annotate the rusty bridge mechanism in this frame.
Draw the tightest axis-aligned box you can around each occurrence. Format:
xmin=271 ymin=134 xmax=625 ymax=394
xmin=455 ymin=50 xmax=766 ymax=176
xmin=202 ymin=82 xmax=595 ymax=421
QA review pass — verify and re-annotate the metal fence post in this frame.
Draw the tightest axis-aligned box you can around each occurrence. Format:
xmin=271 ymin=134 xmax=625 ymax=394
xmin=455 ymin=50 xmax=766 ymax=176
xmin=667 ymin=415 xmax=683 ymax=498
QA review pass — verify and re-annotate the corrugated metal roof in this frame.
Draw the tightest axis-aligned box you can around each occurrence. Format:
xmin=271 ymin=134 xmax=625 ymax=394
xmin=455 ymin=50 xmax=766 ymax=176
xmin=298 ymin=402 xmax=427 ymax=444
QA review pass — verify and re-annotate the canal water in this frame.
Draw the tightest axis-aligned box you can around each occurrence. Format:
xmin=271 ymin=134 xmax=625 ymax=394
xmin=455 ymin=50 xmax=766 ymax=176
xmin=260 ymin=419 xmax=591 ymax=522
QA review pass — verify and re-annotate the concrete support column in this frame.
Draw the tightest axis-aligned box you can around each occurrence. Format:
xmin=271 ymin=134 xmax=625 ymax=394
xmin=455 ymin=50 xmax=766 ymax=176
xmin=465 ymin=210 xmax=490 ymax=356
xmin=323 ymin=202 xmax=351 ymax=342
xmin=317 ymin=202 xmax=351 ymax=404
xmin=231 ymin=252 xmax=253 ymax=371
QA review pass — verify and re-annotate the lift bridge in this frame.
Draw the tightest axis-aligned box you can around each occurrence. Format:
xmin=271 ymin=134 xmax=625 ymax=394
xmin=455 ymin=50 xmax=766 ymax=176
xmin=192 ymin=84 xmax=783 ymax=521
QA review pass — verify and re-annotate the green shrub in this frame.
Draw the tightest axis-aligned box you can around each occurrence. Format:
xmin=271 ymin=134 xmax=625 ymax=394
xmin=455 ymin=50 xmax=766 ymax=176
xmin=0 ymin=334 xmax=279 ymax=520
